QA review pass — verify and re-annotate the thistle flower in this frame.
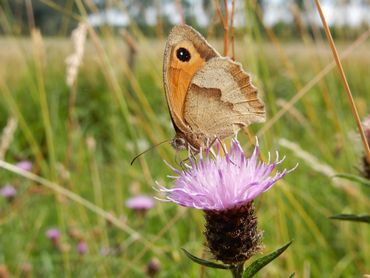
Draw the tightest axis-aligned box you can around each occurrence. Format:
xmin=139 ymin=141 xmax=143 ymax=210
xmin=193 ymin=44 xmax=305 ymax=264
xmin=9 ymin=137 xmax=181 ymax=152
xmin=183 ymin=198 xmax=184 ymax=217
xmin=15 ymin=160 xmax=33 ymax=172
xmin=46 ymin=228 xmax=61 ymax=242
xmin=362 ymin=115 xmax=370 ymax=179
xmin=364 ymin=116 xmax=370 ymax=142
xmin=0 ymin=184 xmax=17 ymax=201
xmin=158 ymin=139 xmax=293 ymax=211
xmin=146 ymin=258 xmax=161 ymax=277
xmin=157 ymin=138 xmax=295 ymax=265
xmin=76 ymin=241 xmax=88 ymax=255
xmin=125 ymin=195 xmax=155 ymax=214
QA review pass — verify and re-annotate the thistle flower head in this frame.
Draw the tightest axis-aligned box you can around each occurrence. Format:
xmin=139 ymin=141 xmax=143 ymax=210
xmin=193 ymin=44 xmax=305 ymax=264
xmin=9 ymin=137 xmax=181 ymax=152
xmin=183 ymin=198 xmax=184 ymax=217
xmin=0 ymin=184 xmax=17 ymax=199
xmin=146 ymin=258 xmax=161 ymax=277
xmin=77 ymin=241 xmax=88 ymax=255
xmin=362 ymin=115 xmax=370 ymax=179
xmin=158 ymin=138 xmax=295 ymax=211
xmin=15 ymin=160 xmax=33 ymax=172
xmin=46 ymin=228 xmax=60 ymax=241
xmin=125 ymin=195 xmax=155 ymax=211
xmin=363 ymin=115 xmax=370 ymax=143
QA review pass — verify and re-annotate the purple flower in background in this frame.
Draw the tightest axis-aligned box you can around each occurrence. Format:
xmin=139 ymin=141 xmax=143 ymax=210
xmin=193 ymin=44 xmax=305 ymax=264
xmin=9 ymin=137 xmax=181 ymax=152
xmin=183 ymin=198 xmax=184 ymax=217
xmin=146 ymin=258 xmax=161 ymax=277
xmin=0 ymin=184 xmax=17 ymax=200
xmin=361 ymin=115 xmax=370 ymax=179
xmin=125 ymin=195 xmax=155 ymax=212
xmin=15 ymin=160 xmax=33 ymax=172
xmin=77 ymin=241 xmax=88 ymax=255
xmin=157 ymin=138 xmax=295 ymax=211
xmin=46 ymin=228 xmax=60 ymax=241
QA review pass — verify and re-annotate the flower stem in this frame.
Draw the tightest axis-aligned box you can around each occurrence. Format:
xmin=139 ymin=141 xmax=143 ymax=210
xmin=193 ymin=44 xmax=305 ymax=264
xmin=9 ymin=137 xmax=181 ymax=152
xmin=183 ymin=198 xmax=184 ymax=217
xmin=231 ymin=263 xmax=244 ymax=278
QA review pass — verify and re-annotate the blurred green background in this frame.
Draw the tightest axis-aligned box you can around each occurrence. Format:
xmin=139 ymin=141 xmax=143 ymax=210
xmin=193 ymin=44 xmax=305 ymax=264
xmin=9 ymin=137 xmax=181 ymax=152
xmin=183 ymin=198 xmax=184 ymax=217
xmin=0 ymin=0 xmax=369 ymax=277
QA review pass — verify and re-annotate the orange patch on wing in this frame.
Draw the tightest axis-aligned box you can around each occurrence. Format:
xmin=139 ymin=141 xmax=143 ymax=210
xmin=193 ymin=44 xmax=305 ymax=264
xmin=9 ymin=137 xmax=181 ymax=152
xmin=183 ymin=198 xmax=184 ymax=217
xmin=167 ymin=41 xmax=205 ymax=121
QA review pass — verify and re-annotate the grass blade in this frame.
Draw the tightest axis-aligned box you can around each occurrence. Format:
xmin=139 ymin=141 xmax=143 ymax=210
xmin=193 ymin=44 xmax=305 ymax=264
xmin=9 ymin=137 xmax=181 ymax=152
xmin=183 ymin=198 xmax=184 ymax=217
xmin=333 ymin=174 xmax=370 ymax=187
xmin=330 ymin=214 xmax=370 ymax=224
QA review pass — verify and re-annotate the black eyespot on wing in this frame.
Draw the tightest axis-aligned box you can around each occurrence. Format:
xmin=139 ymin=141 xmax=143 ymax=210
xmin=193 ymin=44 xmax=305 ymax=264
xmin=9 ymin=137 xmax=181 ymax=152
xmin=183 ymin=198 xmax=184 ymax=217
xmin=176 ymin=47 xmax=191 ymax=62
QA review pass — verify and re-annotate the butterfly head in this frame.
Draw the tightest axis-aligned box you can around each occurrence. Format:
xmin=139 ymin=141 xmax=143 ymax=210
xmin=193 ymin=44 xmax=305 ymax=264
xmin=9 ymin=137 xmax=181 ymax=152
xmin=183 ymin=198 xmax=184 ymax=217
xmin=171 ymin=132 xmax=206 ymax=151
xmin=171 ymin=136 xmax=187 ymax=150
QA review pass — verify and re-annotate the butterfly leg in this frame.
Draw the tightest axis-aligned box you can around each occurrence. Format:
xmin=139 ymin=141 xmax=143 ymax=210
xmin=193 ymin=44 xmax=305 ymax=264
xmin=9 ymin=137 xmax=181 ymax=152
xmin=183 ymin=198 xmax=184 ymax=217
xmin=209 ymin=136 xmax=238 ymax=167
xmin=177 ymin=146 xmax=200 ymax=170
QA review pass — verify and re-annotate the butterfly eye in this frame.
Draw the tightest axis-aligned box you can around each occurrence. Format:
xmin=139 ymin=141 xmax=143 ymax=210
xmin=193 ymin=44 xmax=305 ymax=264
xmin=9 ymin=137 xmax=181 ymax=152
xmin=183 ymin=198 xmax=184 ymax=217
xmin=176 ymin=47 xmax=191 ymax=62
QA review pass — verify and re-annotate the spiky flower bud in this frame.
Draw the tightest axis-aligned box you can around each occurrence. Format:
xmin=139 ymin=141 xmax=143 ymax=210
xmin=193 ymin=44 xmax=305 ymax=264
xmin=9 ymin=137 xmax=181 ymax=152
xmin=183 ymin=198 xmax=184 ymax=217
xmin=146 ymin=258 xmax=161 ymax=277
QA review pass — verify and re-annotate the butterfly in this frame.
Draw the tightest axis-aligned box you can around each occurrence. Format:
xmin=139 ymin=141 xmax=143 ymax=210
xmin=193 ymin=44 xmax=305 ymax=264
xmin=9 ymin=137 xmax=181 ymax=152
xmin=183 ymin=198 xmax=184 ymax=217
xmin=163 ymin=25 xmax=265 ymax=150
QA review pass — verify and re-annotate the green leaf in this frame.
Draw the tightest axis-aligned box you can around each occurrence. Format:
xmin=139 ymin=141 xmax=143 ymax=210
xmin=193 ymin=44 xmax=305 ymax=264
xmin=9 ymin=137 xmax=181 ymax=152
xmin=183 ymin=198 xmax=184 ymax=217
xmin=330 ymin=214 xmax=370 ymax=223
xmin=333 ymin=174 xmax=370 ymax=187
xmin=243 ymin=241 xmax=292 ymax=278
xmin=289 ymin=272 xmax=296 ymax=278
xmin=181 ymin=248 xmax=232 ymax=270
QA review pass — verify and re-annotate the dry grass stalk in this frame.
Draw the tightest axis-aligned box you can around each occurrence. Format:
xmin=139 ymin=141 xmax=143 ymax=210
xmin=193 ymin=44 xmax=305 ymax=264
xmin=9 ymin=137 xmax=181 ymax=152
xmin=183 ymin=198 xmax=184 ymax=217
xmin=276 ymin=99 xmax=309 ymax=128
xmin=175 ymin=0 xmax=185 ymax=24
xmin=121 ymin=30 xmax=138 ymax=72
xmin=314 ymin=0 xmax=370 ymax=163
xmin=0 ymin=117 xmax=18 ymax=160
xmin=31 ymin=29 xmax=45 ymax=65
xmin=214 ymin=0 xmax=229 ymax=56
xmin=279 ymin=138 xmax=348 ymax=190
xmin=25 ymin=0 xmax=35 ymax=30
xmin=258 ymin=28 xmax=370 ymax=137
xmin=65 ymin=22 xmax=87 ymax=87
xmin=230 ymin=0 xmax=236 ymax=60
xmin=279 ymin=138 xmax=336 ymax=178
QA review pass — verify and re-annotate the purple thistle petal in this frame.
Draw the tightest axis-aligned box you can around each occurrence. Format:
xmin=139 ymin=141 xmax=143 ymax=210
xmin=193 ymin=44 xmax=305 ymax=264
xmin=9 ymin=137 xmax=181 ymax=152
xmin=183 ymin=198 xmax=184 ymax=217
xmin=157 ymin=138 xmax=296 ymax=211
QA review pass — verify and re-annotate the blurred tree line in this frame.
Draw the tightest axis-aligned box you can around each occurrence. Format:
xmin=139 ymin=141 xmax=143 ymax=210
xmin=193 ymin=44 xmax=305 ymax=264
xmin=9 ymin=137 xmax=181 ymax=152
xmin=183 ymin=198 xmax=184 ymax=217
xmin=0 ymin=0 xmax=368 ymax=40
xmin=0 ymin=0 xmax=79 ymax=35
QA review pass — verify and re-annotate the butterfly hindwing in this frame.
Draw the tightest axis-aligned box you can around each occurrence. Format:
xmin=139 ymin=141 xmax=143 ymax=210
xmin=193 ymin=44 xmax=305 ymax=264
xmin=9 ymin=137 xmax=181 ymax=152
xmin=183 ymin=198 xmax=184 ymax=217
xmin=183 ymin=57 xmax=265 ymax=138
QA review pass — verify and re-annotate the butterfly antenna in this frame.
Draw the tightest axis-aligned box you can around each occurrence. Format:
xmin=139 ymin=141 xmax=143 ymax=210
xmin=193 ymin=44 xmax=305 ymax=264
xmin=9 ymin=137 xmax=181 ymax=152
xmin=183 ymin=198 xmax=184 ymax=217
xmin=130 ymin=139 xmax=172 ymax=165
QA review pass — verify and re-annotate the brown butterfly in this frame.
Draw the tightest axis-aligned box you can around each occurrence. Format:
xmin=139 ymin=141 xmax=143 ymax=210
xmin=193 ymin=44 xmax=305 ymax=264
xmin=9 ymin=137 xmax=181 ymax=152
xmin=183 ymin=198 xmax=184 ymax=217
xmin=163 ymin=25 xmax=265 ymax=150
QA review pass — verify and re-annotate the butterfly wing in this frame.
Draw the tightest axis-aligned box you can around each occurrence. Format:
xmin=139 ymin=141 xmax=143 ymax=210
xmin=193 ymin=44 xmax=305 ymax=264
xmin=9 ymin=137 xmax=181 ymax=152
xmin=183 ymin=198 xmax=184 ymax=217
xmin=163 ymin=25 xmax=219 ymax=134
xmin=183 ymin=57 xmax=265 ymax=139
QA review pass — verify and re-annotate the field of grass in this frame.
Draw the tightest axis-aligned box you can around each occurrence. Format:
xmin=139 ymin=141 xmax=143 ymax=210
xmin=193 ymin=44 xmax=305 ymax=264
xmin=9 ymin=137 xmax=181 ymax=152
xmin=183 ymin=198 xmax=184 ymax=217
xmin=0 ymin=17 xmax=370 ymax=278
